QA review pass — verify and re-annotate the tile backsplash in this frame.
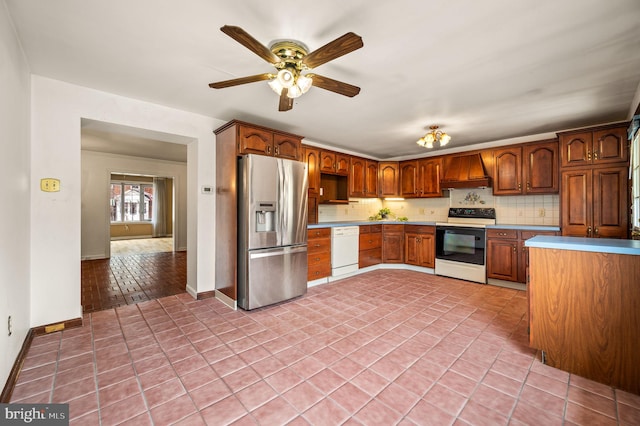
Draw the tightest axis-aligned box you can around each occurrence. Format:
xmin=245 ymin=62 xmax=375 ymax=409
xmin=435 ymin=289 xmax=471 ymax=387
xmin=317 ymin=187 xmax=559 ymax=226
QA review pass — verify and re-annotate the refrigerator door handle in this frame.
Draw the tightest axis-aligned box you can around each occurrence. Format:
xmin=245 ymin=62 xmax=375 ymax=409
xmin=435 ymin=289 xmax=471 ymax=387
xmin=249 ymin=245 xmax=307 ymax=259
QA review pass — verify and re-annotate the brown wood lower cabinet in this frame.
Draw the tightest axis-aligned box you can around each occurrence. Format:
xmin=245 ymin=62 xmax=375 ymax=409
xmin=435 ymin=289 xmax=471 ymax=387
xmin=359 ymin=225 xmax=382 ymax=268
xmin=487 ymin=228 xmax=559 ymax=283
xmin=382 ymin=224 xmax=404 ymax=263
xmin=307 ymin=228 xmax=331 ymax=281
xmin=528 ymin=246 xmax=640 ymax=394
xmin=404 ymin=225 xmax=435 ymax=268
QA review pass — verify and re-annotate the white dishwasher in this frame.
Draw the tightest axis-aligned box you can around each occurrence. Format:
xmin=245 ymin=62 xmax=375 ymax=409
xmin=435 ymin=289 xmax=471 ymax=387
xmin=331 ymin=226 xmax=359 ymax=276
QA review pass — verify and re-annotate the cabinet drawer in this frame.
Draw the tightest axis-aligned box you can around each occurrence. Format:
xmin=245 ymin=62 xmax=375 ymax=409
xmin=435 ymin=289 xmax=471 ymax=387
xmin=383 ymin=224 xmax=405 ymax=233
xmin=359 ymin=248 xmax=382 ymax=268
xmin=307 ymin=262 xmax=331 ymax=281
xmin=487 ymin=229 xmax=518 ymax=239
xmin=308 ymin=228 xmax=331 ymax=239
xmin=520 ymin=230 xmax=558 ymax=240
xmin=307 ymin=251 xmax=330 ymax=266
xmin=360 ymin=224 xmax=382 ymax=234
xmin=359 ymin=233 xmax=382 ymax=250
xmin=308 ymin=238 xmax=330 ymax=254
xmin=404 ymin=225 xmax=435 ymax=234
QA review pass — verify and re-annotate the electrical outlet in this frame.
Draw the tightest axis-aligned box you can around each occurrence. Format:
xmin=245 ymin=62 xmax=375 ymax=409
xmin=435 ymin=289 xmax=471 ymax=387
xmin=418 ymin=208 xmax=425 ymax=215
xmin=344 ymin=208 xmax=349 ymax=215
xmin=538 ymin=208 xmax=546 ymax=217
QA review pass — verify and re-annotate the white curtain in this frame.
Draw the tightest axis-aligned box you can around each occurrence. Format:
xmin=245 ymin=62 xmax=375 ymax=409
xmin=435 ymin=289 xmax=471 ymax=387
xmin=152 ymin=177 xmax=169 ymax=237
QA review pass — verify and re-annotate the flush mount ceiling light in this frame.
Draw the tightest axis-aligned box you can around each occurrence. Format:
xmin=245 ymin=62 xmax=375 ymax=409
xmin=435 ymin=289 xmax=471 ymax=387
xmin=417 ymin=125 xmax=451 ymax=149
xmin=209 ymin=26 xmax=363 ymax=111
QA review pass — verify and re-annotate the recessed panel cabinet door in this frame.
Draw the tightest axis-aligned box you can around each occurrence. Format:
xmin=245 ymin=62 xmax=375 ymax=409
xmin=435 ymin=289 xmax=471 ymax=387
xmin=365 ymin=160 xmax=379 ymax=197
xmin=524 ymin=141 xmax=558 ymax=194
xmin=493 ymin=147 xmax=522 ymax=194
xmin=238 ymin=125 xmax=273 ymax=155
xmin=592 ymin=167 xmax=628 ymax=238
xmin=561 ymin=169 xmax=592 ymax=237
xmin=378 ymin=162 xmax=399 ymax=197
xmin=487 ymin=239 xmax=518 ymax=281
xmin=349 ymin=157 xmax=366 ymax=197
xmin=399 ymin=161 xmax=418 ymax=198
xmin=273 ymin=133 xmax=301 ymax=160
xmin=592 ymin=127 xmax=628 ymax=165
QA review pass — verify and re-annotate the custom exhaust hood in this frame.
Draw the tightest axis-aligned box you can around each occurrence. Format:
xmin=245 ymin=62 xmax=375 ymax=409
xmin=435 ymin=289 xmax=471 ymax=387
xmin=440 ymin=153 xmax=492 ymax=189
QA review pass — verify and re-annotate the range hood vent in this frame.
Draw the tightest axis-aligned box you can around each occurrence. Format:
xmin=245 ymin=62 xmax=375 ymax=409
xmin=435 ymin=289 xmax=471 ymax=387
xmin=440 ymin=153 xmax=491 ymax=189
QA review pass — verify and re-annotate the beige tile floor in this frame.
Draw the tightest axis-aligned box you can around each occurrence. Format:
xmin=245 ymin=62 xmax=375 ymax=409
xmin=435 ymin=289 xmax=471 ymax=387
xmin=10 ymin=270 xmax=640 ymax=425
xmin=111 ymin=237 xmax=174 ymax=256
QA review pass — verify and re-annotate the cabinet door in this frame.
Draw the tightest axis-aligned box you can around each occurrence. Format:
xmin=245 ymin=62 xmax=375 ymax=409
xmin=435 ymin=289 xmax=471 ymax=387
xmin=418 ymin=158 xmax=441 ymax=197
xmin=320 ymin=151 xmax=337 ymax=173
xmin=378 ymin=162 xmax=399 ymax=197
xmin=592 ymin=127 xmax=628 ymax=165
xmin=487 ymin=239 xmax=518 ymax=281
xmin=561 ymin=169 xmax=592 ymax=237
xmin=524 ymin=141 xmax=559 ymax=194
xmin=365 ymin=160 xmax=379 ymax=197
xmin=273 ymin=133 xmax=301 ymax=160
xmin=418 ymin=233 xmax=435 ymax=268
xmin=383 ymin=226 xmax=404 ymax=263
xmin=238 ymin=125 xmax=273 ymax=156
xmin=399 ymin=161 xmax=419 ymax=198
xmin=308 ymin=194 xmax=318 ymax=224
xmin=560 ymin=131 xmax=592 ymax=168
xmin=593 ymin=167 xmax=628 ymax=238
xmin=349 ymin=157 xmax=366 ymax=197
xmin=404 ymin=234 xmax=419 ymax=265
xmin=336 ymin=154 xmax=350 ymax=175
xmin=493 ymin=147 xmax=522 ymax=195
xmin=304 ymin=147 xmax=321 ymax=195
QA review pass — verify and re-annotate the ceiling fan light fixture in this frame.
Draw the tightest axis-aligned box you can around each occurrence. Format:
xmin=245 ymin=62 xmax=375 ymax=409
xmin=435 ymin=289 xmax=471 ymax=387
xmin=277 ymin=68 xmax=296 ymax=88
xmin=417 ymin=125 xmax=451 ymax=149
xmin=297 ymin=74 xmax=313 ymax=94
xmin=268 ymin=78 xmax=283 ymax=95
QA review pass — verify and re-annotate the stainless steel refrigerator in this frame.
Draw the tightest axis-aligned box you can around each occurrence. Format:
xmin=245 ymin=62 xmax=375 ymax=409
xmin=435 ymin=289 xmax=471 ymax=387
xmin=237 ymin=154 xmax=308 ymax=310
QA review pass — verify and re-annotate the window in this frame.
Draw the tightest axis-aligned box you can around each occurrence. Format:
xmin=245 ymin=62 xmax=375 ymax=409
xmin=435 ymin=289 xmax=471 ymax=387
xmin=631 ymin=129 xmax=640 ymax=233
xmin=110 ymin=182 xmax=154 ymax=222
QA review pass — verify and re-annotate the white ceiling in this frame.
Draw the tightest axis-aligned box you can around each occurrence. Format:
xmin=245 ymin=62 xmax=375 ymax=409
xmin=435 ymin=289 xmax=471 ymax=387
xmin=6 ymin=0 xmax=640 ymax=159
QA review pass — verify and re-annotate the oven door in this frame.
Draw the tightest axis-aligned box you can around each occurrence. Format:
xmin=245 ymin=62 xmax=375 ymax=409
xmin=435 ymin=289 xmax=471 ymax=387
xmin=435 ymin=225 xmax=486 ymax=265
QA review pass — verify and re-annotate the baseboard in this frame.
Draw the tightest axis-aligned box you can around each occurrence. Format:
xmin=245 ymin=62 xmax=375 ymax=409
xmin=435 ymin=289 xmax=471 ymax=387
xmin=0 ymin=329 xmax=34 ymax=403
xmin=31 ymin=317 xmax=83 ymax=336
xmin=196 ymin=290 xmax=216 ymax=300
xmin=215 ymin=290 xmax=237 ymax=310
xmin=110 ymin=235 xmax=153 ymax=241
xmin=1 ymin=317 xmax=83 ymax=403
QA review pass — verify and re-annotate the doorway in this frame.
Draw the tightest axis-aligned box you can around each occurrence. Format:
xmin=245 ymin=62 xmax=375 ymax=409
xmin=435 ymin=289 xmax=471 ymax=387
xmin=80 ymin=120 xmax=190 ymax=313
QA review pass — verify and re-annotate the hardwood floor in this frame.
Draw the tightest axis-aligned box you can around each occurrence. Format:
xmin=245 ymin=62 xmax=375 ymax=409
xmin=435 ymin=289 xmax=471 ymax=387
xmin=81 ymin=238 xmax=186 ymax=313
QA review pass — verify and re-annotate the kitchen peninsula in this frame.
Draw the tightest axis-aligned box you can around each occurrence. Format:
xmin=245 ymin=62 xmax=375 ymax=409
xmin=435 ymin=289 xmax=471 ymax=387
xmin=526 ymin=236 xmax=640 ymax=394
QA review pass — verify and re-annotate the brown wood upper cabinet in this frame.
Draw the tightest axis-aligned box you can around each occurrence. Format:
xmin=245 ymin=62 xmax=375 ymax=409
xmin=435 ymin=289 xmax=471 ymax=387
xmin=349 ymin=157 xmax=378 ymax=198
xmin=237 ymin=123 xmax=302 ymax=160
xmin=559 ymin=124 xmax=628 ymax=168
xmin=400 ymin=158 xmax=442 ymax=198
xmin=378 ymin=162 xmax=400 ymax=197
xmin=561 ymin=166 xmax=628 ymax=238
xmin=320 ymin=150 xmax=350 ymax=175
xmin=493 ymin=140 xmax=559 ymax=195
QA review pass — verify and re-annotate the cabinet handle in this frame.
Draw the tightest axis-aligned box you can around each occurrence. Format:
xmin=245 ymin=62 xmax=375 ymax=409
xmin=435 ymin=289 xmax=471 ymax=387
xmin=587 ymin=151 xmax=592 ymax=161
xmin=527 ymin=182 xmax=531 ymax=190
xmin=518 ymin=183 xmax=521 ymax=190
xmin=587 ymin=226 xmax=592 ymax=237
xmin=275 ymin=146 xmax=279 ymax=155
xmin=594 ymin=227 xmax=599 ymax=236
xmin=593 ymin=151 xmax=599 ymax=160
xmin=315 ymin=257 xmax=320 ymax=261
xmin=513 ymin=245 xmax=517 ymax=253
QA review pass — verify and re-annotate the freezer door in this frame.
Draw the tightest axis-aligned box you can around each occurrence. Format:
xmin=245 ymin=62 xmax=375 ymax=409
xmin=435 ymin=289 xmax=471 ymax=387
xmin=238 ymin=245 xmax=308 ymax=310
xmin=240 ymin=155 xmax=308 ymax=250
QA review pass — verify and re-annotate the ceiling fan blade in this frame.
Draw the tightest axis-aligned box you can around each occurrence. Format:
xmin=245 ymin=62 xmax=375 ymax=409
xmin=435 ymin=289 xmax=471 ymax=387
xmin=220 ymin=25 xmax=280 ymax=64
xmin=309 ymin=74 xmax=361 ymax=97
xmin=279 ymin=88 xmax=294 ymax=111
xmin=209 ymin=73 xmax=273 ymax=89
xmin=302 ymin=32 xmax=363 ymax=69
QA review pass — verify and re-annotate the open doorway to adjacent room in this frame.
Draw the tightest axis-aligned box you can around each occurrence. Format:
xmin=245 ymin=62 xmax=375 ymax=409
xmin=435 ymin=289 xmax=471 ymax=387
xmin=80 ymin=119 xmax=190 ymax=313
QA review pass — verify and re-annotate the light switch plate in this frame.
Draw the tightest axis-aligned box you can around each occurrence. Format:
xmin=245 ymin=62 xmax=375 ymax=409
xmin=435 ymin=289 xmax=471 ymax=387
xmin=40 ymin=178 xmax=60 ymax=192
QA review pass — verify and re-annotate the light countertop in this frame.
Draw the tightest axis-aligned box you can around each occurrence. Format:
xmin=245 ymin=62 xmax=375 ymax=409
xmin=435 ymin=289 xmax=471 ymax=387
xmin=486 ymin=224 xmax=560 ymax=231
xmin=308 ymin=221 xmax=559 ymax=230
xmin=525 ymin=235 xmax=640 ymax=255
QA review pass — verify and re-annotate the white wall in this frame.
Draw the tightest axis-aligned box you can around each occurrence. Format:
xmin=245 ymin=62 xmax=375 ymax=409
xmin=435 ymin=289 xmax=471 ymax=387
xmin=30 ymin=75 xmax=223 ymax=327
xmin=81 ymin=149 xmax=188 ymax=259
xmin=0 ymin=0 xmax=31 ymax=390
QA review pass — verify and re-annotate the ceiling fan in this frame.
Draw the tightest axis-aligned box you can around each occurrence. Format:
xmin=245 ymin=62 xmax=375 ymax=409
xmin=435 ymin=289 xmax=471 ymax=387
xmin=209 ymin=25 xmax=363 ymax=111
